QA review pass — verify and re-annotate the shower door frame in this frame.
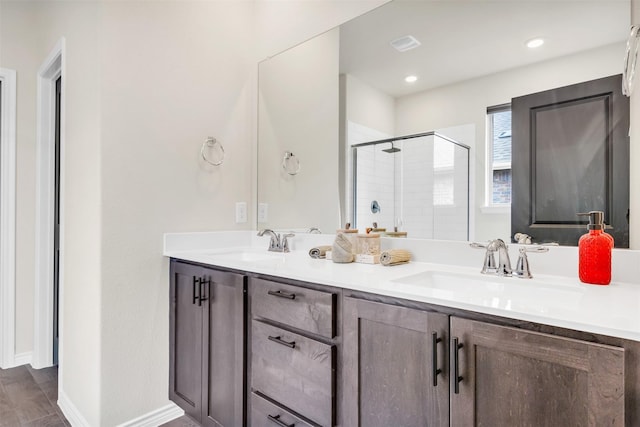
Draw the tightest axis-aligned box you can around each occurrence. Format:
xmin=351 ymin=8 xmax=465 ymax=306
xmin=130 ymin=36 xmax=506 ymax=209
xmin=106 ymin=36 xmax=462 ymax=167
xmin=351 ymin=131 xmax=471 ymax=240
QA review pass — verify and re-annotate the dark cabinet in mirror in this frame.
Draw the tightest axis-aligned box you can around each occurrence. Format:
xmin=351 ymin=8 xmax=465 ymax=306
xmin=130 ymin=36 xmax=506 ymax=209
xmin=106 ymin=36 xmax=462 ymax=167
xmin=511 ymin=74 xmax=630 ymax=247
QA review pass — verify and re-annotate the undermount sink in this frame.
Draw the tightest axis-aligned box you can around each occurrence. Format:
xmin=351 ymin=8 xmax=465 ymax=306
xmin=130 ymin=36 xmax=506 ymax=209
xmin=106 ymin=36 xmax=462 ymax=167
xmin=204 ymin=248 xmax=287 ymax=263
xmin=391 ymin=269 xmax=585 ymax=313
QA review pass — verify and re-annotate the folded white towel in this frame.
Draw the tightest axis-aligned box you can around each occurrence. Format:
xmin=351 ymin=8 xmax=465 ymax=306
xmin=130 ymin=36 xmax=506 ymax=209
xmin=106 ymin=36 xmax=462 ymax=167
xmin=332 ymin=233 xmax=354 ymax=263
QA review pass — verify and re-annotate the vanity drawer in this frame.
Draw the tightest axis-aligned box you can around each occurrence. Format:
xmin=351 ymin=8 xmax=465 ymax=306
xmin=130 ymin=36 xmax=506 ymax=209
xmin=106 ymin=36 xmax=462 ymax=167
xmin=251 ymin=320 xmax=335 ymax=427
xmin=251 ymin=278 xmax=336 ymax=338
xmin=251 ymin=392 xmax=315 ymax=427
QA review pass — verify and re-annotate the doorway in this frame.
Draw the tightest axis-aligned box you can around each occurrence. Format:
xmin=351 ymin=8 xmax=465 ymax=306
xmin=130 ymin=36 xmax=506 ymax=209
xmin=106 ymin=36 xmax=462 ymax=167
xmin=53 ymin=75 xmax=61 ymax=366
xmin=34 ymin=39 xmax=65 ymax=370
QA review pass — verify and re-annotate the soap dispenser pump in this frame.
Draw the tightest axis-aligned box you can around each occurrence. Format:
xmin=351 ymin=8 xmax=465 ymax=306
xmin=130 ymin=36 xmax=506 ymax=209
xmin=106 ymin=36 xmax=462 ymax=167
xmin=577 ymin=211 xmax=614 ymax=285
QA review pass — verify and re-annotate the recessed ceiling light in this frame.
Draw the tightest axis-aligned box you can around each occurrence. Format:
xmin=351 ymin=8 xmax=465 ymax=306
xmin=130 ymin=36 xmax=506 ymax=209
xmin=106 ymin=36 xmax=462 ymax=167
xmin=405 ymin=75 xmax=418 ymax=83
xmin=390 ymin=35 xmax=421 ymax=52
xmin=526 ymin=38 xmax=544 ymax=49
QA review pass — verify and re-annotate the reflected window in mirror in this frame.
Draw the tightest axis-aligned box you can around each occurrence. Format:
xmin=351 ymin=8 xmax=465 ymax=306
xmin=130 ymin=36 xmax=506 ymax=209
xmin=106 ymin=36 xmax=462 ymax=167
xmin=486 ymin=104 xmax=512 ymax=209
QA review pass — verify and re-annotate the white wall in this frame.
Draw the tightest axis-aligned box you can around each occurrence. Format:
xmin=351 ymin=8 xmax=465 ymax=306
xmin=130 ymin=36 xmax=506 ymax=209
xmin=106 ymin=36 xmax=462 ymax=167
xmin=0 ymin=1 xmax=39 ymax=359
xmin=99 ymin=2 xmax=254 ymax=425
xmin=254 ymin=0 xmax=390 ymax=60
xmin=1 ymin=2 xmax=104 ymax=423
xmin=344 ymin=74 xmax=395 ymax=136
xmin=396 ymin=43 xmax=625 ymax=242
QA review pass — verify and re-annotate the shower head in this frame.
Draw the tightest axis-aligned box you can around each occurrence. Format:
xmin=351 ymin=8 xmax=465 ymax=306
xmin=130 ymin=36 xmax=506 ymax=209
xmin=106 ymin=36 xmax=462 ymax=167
xmin=382 ymin=143 xmax=401 ymax=153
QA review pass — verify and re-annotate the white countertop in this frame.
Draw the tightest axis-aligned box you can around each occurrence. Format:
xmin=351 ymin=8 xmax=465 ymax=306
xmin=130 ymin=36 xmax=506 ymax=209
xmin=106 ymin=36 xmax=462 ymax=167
xmin=164 ymin=231 xmax=640 ymax=342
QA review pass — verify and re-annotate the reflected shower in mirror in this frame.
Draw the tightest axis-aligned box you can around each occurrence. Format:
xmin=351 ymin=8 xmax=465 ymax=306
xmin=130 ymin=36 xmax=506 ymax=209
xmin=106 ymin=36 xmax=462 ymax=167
xmin=351 ymin=132 xmax=469 ymax=240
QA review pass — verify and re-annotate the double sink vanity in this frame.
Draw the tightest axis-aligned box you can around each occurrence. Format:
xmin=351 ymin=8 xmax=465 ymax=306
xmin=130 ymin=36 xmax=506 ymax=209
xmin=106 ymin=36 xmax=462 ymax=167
xmin=164 ymin=231 xmax=640 ymax=426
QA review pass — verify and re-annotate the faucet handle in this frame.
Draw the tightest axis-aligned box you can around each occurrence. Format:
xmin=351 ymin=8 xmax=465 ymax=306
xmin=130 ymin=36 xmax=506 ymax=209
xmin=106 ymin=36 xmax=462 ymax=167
xmin=257 ymin=229 xmax=281 ymax=251
xmin=514 ymin=246 xmax=549 ymax=279
xmin=281 ymin=233 xmax=295 ymax=252
xmin=470 ymin=241 xmax=498 ymax=274
xmin=469 ymin=242 xmax=489 ymax=249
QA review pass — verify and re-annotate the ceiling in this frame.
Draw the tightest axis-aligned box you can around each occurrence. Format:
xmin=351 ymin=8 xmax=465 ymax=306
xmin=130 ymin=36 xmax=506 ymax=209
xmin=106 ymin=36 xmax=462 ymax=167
xmin=339 ymin=0 xmax=630 ymax=97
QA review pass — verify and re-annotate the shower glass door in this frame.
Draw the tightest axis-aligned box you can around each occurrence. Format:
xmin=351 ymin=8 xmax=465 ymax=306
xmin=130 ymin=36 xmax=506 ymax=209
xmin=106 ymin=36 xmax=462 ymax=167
xmin=351 ymin=132 xmax=469 ymax=240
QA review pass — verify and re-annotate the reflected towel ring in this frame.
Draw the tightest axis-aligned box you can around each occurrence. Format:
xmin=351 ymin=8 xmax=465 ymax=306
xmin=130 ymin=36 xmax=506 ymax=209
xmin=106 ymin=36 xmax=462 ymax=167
xmin=623 ymin=25 xmax=639 ymax=97
xmin=282 ymin=151 xmax=301 ymax=175
xmin=201 ymin=137 xmax=225 ymax=166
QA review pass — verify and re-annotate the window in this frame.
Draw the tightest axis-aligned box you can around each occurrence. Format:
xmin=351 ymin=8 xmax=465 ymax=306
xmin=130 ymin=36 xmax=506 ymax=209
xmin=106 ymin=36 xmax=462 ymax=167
xmin=486 ymin=104 xmax=512 ymax=206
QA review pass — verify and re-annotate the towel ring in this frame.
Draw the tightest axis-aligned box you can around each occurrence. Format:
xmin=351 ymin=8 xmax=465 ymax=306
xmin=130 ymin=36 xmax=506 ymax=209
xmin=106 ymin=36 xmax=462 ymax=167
xmin=201 ymin=137 xmax=225 ymax=166
xmin=623 ymin=25 xmax=639 ymax=97
xmin=282 ymin=151 xmax=301 ymax=175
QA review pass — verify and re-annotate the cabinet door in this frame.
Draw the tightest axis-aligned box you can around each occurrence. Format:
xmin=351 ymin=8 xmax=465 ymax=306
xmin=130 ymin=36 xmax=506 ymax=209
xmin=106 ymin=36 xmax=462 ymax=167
xmin=169 ymin=260 xmax=204 ymax=422
xmin=450 ymin=317 xmax=625 ymax=426
xmin=343 ymin=297 xmax=449 ymax=427
xmin=201 ymin=269 xmax=246 ymax=427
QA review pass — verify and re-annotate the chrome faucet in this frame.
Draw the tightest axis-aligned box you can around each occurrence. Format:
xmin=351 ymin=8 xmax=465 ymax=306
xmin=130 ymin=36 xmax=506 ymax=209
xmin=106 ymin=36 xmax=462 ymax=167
xmin=471 ymin=239 xmax=549 ymax=278
xmin=514 ymin=246 xmax=549 ymax=278
xmin=489 ymin=239 xmax=513 ymax=276
xmin=257 ymin=229 xmax=295 ymax=252
xmin=471 ymin=239 xmax=512 ymax=276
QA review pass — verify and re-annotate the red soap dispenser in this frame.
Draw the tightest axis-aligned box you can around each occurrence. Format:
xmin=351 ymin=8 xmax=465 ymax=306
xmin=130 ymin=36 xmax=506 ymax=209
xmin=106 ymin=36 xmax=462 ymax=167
xmin=578 ymin=211 xmax=613 ymax=285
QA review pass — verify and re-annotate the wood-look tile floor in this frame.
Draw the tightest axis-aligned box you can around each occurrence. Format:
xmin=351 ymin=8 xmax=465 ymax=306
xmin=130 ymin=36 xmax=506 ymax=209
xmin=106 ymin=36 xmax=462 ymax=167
xmin=0 ymin=365 xmax=70 ymax=426
xmin=159 ymin=416 xmax=200 ymax=427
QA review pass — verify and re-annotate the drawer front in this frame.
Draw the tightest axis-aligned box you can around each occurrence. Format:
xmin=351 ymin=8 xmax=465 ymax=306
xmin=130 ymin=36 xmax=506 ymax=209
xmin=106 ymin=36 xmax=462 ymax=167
xmin=251 ymin=392 xmax=315 ymax=427
xmin=252 ymin=278 xmax=336 ymax=338
xmin=252 ymin=320 xmax=335 ymax=427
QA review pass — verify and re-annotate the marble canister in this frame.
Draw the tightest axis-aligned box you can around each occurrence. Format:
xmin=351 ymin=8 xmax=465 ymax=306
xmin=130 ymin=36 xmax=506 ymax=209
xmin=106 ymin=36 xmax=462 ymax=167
xmin=356 ymin=233 xmax=381 ymax=255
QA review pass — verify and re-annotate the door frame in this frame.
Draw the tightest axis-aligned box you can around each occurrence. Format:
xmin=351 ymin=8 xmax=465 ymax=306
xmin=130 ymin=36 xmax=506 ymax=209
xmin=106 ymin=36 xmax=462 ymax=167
xmin=33 ymin=38 xmax=66 ymax=369
xmin=0 ymin=68 xmax=17 ymax=368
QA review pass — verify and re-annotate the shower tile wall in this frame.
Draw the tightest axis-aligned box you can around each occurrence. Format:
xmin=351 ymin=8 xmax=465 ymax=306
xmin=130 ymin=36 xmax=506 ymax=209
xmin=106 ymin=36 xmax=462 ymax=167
xmin=348 ymin=121 xmax=393 ymax=230
xmin=394 ymin=137 xmax=434 ymax=238
xmin=350 ymin=123 xmax=469 ymax=240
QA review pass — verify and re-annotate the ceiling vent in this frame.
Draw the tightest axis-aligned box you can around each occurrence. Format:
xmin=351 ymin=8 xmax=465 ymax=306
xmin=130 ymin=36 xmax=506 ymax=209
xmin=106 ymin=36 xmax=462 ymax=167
xmin=390 ymin=35 xmax=421 ymax=52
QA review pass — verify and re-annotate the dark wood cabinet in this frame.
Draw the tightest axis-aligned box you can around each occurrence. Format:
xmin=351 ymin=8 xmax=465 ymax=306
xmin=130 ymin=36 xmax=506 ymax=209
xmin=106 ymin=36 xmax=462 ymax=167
xmin=342 ymin=296 xmax=626 ymax=427
xmin=249 ymin=278 xmax=338 ymax=427
xmin=342 ymin=297 xmax=450 ymax=427
xmin=450 ymin=316 xmax=625 ymax=426
xmin=169 ymin=260 xmax=246 ymax=427
xmin=168 ymin=261 xmax=637 ymax=426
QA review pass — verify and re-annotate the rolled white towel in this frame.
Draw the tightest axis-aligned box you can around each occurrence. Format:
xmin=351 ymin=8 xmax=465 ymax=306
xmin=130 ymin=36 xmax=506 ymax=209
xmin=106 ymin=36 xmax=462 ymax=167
xmin=380 ymin=249 xmax=411 ymax=266
xmin=309 ymin=245 xmax=332 ymax=259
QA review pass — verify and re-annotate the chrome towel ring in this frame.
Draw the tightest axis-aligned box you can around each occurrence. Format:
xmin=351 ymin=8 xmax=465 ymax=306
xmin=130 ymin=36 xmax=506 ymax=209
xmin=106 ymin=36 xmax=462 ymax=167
xmin=201 ymin=137 xmax=225 ymax=166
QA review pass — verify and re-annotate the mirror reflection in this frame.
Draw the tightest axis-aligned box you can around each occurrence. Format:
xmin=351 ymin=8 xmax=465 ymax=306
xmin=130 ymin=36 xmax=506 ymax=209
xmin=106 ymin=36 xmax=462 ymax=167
xmin=352 ymin=132 xmax=470 ymax=240
xmin=257 ymin=0 xmax=630 ymax=242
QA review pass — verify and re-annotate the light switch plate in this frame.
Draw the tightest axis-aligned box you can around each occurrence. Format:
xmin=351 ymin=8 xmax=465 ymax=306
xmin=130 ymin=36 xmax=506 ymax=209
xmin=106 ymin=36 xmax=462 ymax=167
xmin=235 ymin=202 xmax=247 ymax=223
xmin=258 ymin=203 xmax=268 ymax=223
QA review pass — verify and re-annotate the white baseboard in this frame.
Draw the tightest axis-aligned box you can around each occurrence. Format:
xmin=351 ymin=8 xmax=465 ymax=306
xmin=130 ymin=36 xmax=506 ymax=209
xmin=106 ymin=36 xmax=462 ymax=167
xmin=116 ymin=402 xmax=184 ymax=427
xmin=58 ymin=390 xmax=184 ymax=427
xmin=58 ymin=390 xmax=91 ymax=427
xmin=13 ymin=351 xmax=32 ymax=367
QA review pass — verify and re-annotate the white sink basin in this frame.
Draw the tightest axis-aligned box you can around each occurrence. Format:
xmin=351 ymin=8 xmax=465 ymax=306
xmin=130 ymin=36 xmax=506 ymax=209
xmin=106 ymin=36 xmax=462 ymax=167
xmin=204 ymin=248 xmax=287 ymax=263
xmin=391 ymin=269 xmax=585 ymax=314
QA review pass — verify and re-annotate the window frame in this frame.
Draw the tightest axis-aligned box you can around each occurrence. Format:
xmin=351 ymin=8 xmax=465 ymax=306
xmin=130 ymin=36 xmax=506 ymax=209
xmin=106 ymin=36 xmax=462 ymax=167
xmin=483 ymin=103 xmax=512 ymax=213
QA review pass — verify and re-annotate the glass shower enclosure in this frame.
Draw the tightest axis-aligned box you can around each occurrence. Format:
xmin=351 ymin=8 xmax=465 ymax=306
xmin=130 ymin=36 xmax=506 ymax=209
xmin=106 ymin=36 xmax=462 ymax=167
xmin=351 ymin=132 xmax=470 ymax=240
